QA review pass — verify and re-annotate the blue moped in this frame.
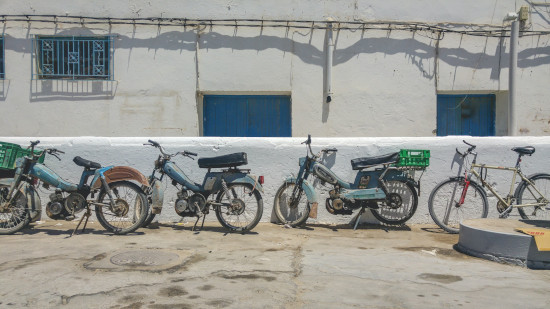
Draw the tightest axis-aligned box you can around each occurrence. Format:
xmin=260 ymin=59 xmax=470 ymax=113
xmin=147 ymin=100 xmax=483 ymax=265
xmin=0 ymin=141 xmax=150 ymax=235
xmin=143 ymin=140 xmax=264 ymax=232
xmin=274 ymin=135 xmax=424 ymax=228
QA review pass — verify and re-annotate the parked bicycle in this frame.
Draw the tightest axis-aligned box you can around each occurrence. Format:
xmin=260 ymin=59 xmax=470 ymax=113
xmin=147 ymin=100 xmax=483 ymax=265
xmin=0 ymin=141 xmax=150 ymax=235
xmin=143 ymin=140 xmax=264 ymax=232
xmin=428 ymin=140 xmax=550 ymax=233
xmin=273 ymin=135 xmax=428 ymax=228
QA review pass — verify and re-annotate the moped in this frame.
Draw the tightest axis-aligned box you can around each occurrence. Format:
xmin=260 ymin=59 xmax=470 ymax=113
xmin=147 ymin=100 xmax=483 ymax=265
xmin=0 ymin=141 xmax=150 ymax=235
xmin=274 ymin=135 xmax=427 ymax=228
xmin=143 ymin=140 xmax=264 ymax=232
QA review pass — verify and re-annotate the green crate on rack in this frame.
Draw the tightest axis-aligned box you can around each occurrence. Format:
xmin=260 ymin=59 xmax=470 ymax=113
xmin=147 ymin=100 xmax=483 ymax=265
xmin=0 ymin=142 xmax=45 ymax=170
xmin=397 ymin=149 xmax=430 ymax=167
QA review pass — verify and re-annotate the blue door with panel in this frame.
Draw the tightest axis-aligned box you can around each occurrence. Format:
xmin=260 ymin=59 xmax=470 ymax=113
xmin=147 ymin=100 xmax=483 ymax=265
xmin=203 ymin=95 xmax=291 ymax=137
xmin=437 ymin=94 xmax=496 ymax=136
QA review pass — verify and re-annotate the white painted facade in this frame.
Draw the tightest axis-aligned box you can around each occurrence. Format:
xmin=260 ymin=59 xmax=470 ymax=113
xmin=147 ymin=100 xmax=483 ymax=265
xmin=0 ymin=0 xmax=548 ymax=137
xmin=1 ymin=136 xmax=549 ymax=224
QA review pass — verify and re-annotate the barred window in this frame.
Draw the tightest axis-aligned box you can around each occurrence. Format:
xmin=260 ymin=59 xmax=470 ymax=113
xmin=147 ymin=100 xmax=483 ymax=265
xmin=33 ymin=36 xmax=113 ymax=80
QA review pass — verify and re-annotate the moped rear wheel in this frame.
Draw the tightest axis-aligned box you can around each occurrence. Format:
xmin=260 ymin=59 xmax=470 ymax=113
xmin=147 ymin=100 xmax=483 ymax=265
xmin=95 ymin=181 xmax=149 ymax=235
xmin=370 ymin=180 xmax=418 ymax=226
xmin=215 ymin=183 xmax=263 ymax=232
xmin=273 ymin=182 xmax=310 ymax=227
xmin=0 ymin=187 xmax=30 ymax=235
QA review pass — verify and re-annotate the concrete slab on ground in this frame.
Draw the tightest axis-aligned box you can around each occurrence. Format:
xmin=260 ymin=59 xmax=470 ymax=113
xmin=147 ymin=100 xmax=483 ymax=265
xmin=0 ymin=221 xmax=549 ymax=308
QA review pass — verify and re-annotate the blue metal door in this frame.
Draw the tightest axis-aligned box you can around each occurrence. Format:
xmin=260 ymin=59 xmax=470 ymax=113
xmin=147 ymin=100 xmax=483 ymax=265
xmin=437 ymin=94 xmax=496 ymax=136
xmin=203 ymin=95 xmax=291 ymax=137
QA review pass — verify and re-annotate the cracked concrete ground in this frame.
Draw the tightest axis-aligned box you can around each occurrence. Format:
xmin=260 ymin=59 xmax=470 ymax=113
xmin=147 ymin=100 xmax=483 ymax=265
xmin=1 ymin=221 xmax=549 ymax=309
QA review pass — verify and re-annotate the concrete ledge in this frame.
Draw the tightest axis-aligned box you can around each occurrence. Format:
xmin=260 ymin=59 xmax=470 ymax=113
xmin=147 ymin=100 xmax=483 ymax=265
xmin=456 ymin=219 xmax=550 ymax=269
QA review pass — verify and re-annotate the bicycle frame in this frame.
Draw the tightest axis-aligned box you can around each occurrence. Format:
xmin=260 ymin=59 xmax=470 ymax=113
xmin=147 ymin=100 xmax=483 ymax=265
xmin=468 ymin=164 xmax=548 ymax=209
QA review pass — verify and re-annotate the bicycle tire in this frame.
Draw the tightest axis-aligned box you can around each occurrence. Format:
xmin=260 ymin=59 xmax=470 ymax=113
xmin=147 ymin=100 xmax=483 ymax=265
xmin=428 ymin=178 xmax=488 ymax=234
xmin=516 ymin=174 xmax=550 ymax=220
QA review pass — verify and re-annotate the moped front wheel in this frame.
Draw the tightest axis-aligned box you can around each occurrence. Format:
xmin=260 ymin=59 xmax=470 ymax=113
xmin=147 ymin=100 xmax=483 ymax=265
xmin=273 ymin=182 xmax=310 ymax=227
xmin=95 ymin=181 xmax=149 ymax=235
xmin=0 ymin=186 xmax=30 ymax=235
xmin=215 ymin=183 xmax=263 ymax=232
xmin=370 ymin=180 xmax=418 ymax=226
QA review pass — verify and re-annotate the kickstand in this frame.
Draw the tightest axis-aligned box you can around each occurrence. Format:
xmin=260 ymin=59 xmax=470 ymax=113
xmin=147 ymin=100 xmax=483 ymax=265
xmin=192 ymin=215 xmax=207 ymax=233
xmin=70 ymin=206 xmax=92 ymax=237
xmin=353 ymin=207 xmax=366 ymax=230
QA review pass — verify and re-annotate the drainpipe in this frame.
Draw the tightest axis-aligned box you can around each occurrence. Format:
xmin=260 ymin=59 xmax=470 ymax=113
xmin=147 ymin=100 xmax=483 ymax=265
xmin=326 ymin=21 xmax=334 ymax=103
xmin=507 ymin=14 xmax=519 ymax=136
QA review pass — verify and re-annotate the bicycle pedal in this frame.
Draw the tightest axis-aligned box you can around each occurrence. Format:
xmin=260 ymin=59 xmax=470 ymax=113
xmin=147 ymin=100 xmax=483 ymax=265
xmin=65 ymin=215 xmax=75 ymax=221
xmin=499 ymin=213 xmax=509 ymax=219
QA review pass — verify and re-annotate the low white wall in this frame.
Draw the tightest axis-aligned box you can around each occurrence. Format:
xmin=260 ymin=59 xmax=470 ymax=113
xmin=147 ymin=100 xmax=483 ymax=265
xmin=2 ymin=136 xmax=549 ymax=225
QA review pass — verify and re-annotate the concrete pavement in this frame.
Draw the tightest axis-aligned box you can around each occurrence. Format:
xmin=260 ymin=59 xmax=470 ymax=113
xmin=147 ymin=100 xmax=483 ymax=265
xmin=1 ymin=221 xmax=549 ymax=308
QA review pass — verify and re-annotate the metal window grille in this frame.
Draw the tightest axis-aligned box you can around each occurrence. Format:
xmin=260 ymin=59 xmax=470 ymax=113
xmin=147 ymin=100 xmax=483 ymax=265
xmin=32 ymin=36 xmax=114 ymax=80
xmin=0 ymin=37 xmax=4 ymax=79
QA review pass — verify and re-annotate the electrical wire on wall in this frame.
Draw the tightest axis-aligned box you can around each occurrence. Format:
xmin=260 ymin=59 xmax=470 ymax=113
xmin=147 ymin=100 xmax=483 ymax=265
xmin=1 ymin=14 xmax=550 ymax=37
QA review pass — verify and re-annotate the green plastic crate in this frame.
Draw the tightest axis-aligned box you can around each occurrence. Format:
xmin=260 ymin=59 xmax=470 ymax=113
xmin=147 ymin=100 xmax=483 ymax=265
xmin=0 ymin=142 xmax=45 ymax=170
xmin=397 ymin=149 xmax=430 ymax=167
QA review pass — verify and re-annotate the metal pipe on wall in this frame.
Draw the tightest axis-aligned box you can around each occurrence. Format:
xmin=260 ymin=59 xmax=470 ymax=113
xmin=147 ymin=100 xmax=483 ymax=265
xmin=508 ymin=20 xmax=519 ymax=136
xmin=326 ymin=22 xmax=334 ymax=103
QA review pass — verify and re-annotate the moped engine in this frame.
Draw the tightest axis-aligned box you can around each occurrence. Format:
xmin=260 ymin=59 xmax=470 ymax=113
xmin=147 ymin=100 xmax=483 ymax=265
xmin=174 ymin=191 xmax=207 ymax=217
xmin=46 ymin=190 xmax=66 ymax=220
xmin=46 ymin=191 xmax=86 ymax=220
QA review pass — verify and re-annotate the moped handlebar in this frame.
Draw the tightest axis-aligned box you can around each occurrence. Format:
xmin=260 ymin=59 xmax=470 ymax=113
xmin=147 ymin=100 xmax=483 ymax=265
xmin=301 ymin=134 xmax=311 ymax=145
xmin=322 ymin=148 xmax=338 ymax=153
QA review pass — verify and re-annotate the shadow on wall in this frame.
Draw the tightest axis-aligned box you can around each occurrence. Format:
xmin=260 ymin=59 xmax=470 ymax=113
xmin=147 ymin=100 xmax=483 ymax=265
xmin=2 ymin=27 xmax=550 ymax=100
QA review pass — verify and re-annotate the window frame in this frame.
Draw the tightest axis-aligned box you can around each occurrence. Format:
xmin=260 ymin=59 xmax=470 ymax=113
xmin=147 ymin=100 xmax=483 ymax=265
xmin=32 ymin=35 xmax=114 ymax=80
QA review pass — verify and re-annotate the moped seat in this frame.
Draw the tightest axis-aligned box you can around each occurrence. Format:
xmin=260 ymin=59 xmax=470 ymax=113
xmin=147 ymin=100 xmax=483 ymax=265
xmin=512 ymin=146 xmax=535 ymax=156
xmin=73 ymin=156 xmax=102 ymax=169
xmin=351 ymin=152 xmax=399 ymax=170
xmin=198 ymin=152 xmax=248 ymax=169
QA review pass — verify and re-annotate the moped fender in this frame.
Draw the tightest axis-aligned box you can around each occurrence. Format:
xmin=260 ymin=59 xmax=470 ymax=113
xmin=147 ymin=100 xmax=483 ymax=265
xmin=91 ymin=166 xmax=150 ymax=191
xmin=222 ymin=173 xmax=264 ymax=193
xmin=150 ymin=178 xmax=164 ymax=214
xmin=284 ymin=177 xmax=318 ymax=204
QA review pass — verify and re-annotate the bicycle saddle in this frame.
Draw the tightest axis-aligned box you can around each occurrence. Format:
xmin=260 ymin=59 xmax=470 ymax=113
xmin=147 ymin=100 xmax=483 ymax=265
xmin=73 ymin=156 xmax=102 ymax=169
xmin=351 ymin=152 xmax=399 ymax=170
xmin=512 ymin=146 xmax=535 ymax=156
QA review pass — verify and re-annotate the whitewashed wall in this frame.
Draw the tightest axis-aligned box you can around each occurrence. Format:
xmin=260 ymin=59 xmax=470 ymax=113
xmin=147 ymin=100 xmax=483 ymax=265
xmin=2 ymin=136 xmax=549 ymax=225
xmin=0 ymin=0 xmax=549 ymax=137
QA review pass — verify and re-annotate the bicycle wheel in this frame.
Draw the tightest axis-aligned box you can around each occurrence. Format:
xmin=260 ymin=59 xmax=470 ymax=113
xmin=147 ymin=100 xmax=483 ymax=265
xmin=370 ymin=180 xmax=418 ymax=225
xmin=273 ymin=181 xmax=310 ymax=227
xmin=0 ymin=187 xmax=30 ymax=235
xmin=95 ymin=181 xmax=149 ymax=235
xmin=142 ymin=212 xmax=156 ymax=228
xmin=428 ymin=178 xmax=488 ymax=233
xmin=516 ymin=174 xmax=550 ymax=220
xmin=215 ymin=183 xmax=263 ymax=232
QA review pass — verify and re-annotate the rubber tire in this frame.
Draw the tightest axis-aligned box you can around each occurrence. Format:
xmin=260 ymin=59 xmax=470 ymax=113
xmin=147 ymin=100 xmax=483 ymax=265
xmin=95 ymin=181 xmax=149 ymax=235
xmin=215 ymin=183 xmax=263 ymax=232
xmin=142 ymin=212 xmax=156 ymax=228
xmin=516 ymin=174 xmax=550 ymax=220
xmin=0 ymin=189 xmax=30 ymax=235
xmin=370 ymin=180 xmax=418 ymax=226
xmin=273 ymin=181 xmax=310 ymax=227
xmin=428 ymin=178 xmax=488 ymax=234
